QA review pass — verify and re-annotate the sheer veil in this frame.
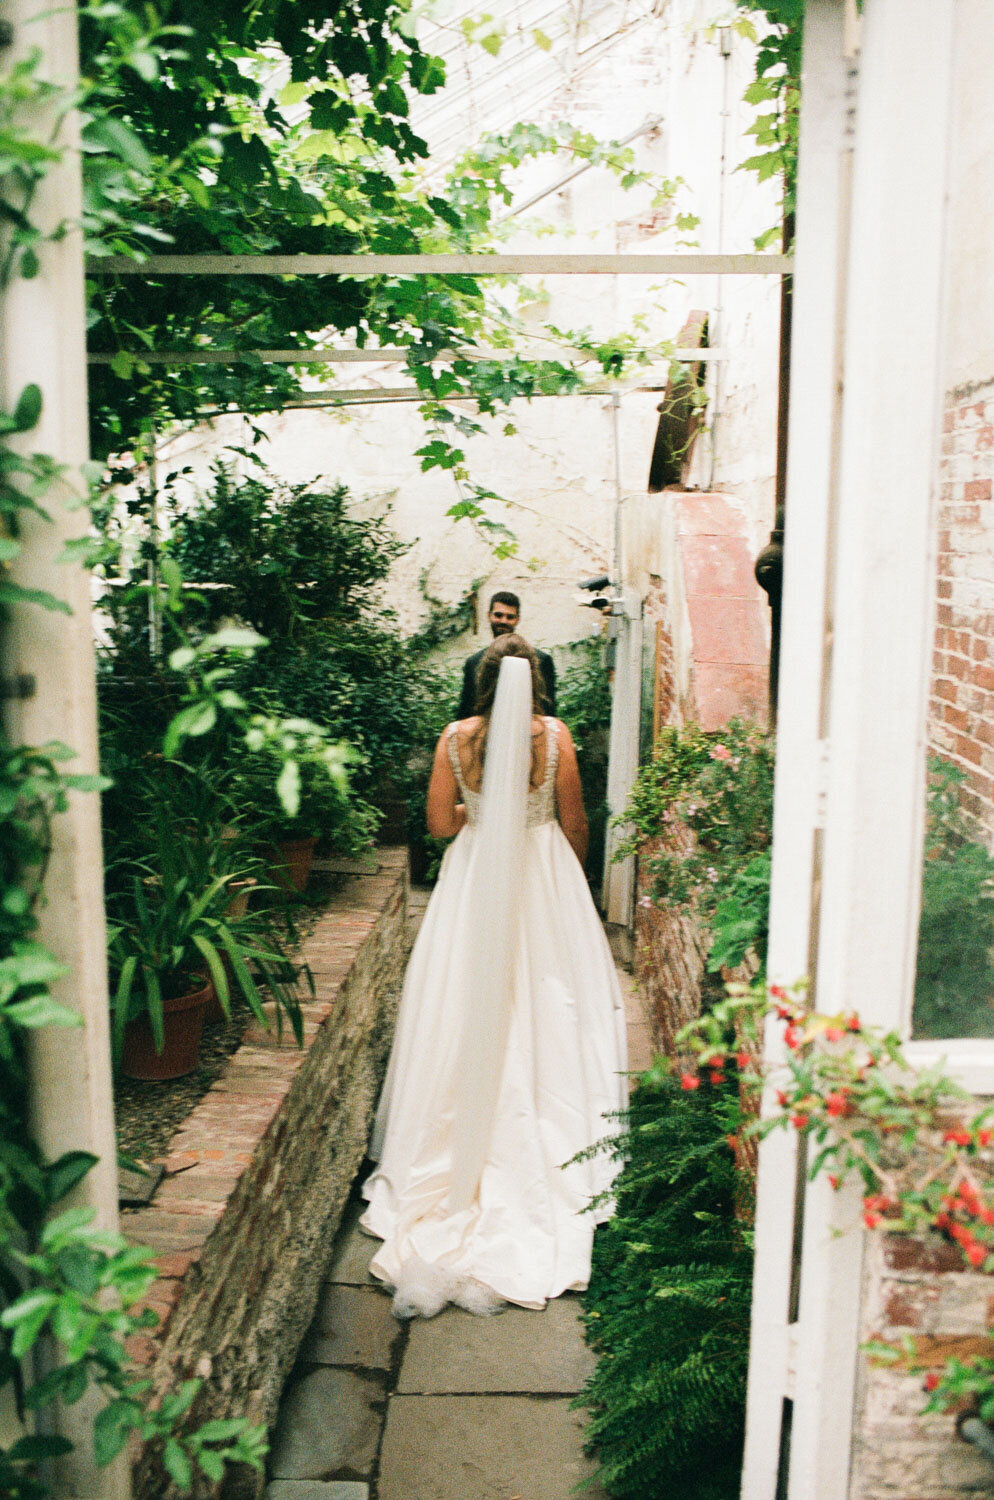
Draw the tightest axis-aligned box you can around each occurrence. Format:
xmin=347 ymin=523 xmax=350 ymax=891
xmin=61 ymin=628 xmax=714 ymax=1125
xmin=448 ymin=654 xmax=533 ymax=1211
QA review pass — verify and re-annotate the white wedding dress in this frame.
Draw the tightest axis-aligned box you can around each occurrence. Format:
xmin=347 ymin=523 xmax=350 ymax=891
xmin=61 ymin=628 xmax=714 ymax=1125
xmin=361 ymin=657 xmax=628 ymax=1314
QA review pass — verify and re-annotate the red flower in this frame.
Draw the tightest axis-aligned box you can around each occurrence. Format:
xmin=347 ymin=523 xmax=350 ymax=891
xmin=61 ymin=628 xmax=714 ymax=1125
xmin=709 ymin=1070 xmax=726 ymax=1085
xmin=791 ymin=1112 xmax=810 ymax=1130
xmin=825 ymin=1025 xmax=845 ymax=1043
xmin=935 ymin=1212 xmax=951 ymax=1231
xmin=784 ymin=1024 xmax=801 ymax=1050
xmin=680 ymin=1072 xmax=700 ymax=1091
xmin=924 ymin=1372 xmax=940 ymax=1393
xmin=736 ymin=1050 xmax=750 ymax=1069
xmin=978 ymin=1130 xmax=994 ymax=1147
xmin=828 ymin=1174 xmax=840 ymax=1190
xmin=863 ymin=1210 xmax=882 ymax=1229
xmin=944 ymin=1128 xmax=972 ymax=1147
xmin=826 ymin=1091 xmax=852 ymax=1118
xmin=769 ymin=984 xmax=787 ymax=1001
xmin=966 ymin=1242 xmax=987 ymax=1268
xmin=776 ymin=1089 xmax=789 ymax=1108
xmin=981 ymin=1209 xmax=994 ymax=1227
xmin=726 ymin=1134 xmax=739 ymax=1150
xmin=846 ymin=1013 xmax=861 ymax=1032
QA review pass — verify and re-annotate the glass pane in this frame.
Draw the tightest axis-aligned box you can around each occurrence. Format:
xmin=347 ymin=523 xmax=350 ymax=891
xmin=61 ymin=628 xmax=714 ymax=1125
xmin=912 ymin=35 xmax=994 ymax=1039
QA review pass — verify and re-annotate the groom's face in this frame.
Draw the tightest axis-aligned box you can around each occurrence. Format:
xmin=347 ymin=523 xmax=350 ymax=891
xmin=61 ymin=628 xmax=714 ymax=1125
xmin=488 ymin=601 xmax=519 ymax=636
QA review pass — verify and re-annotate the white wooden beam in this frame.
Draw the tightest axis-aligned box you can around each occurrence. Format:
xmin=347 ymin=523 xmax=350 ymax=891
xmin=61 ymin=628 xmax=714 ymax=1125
xmin=741 ymin=6 xmax=852 ymax=1488
xmin=86 ymin=346 xmax=727 ymax=366
xmin=87 ymin=251 xmax=792 ymax=277
xmin=787 ymin=2 xmax=955 ymax=1497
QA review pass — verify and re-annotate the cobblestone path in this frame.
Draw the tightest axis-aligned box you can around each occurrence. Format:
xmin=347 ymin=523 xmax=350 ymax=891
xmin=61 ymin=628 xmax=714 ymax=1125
xmin=264 ymin=895 xmax=652 ymax=1500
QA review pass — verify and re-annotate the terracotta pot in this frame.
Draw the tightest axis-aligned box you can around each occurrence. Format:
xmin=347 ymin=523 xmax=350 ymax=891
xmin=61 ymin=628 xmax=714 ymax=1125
xmin=224 ymin=877 xmax=256 ymax=920
xmin=120 ymin=978 xmax=211 ymax=1081
xmin=269 ymin=835 xmax=317 ymax=893
xmin=202 ymin=976 xmax=228 ymax=1026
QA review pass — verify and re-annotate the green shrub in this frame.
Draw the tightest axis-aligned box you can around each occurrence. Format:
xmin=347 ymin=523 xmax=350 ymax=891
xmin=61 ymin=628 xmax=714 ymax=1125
xmin=556 ymin=637 xmax=612 ymax=878
xmin=577 ymin=1071 xmax=751 ymax=1498
xmin=914 ymin=758 xmax=994 ymax=1039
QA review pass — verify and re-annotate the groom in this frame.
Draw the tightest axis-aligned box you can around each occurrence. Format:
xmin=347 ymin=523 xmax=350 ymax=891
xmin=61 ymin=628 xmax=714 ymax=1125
xmin=457 ymin=590 xmax=556 ymax=718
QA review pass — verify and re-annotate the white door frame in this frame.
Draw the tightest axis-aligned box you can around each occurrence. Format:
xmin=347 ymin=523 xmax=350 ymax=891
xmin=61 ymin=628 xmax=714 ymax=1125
xmin=742 ymin=2 xmax=957 ymax=1496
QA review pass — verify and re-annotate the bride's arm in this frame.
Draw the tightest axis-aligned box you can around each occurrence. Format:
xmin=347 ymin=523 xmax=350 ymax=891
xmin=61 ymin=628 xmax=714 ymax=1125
xmin=553 ymin=721 xmax=588 ymax=866
xmin=426 ymin=727 xmax=467 ymax=838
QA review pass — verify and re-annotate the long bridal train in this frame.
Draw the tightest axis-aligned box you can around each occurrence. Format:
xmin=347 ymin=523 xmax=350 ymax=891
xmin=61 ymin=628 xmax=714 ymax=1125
xmin=361 ymin=658 xmax=628 ymax=1317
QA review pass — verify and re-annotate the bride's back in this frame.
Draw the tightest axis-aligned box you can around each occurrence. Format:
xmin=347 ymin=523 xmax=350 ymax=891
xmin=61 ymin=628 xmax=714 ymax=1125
xmin=451 ymin=713 xmax=552 ymax=794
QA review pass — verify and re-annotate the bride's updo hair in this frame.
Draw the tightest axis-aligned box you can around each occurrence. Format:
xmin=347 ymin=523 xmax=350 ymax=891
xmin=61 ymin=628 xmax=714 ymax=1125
xmin=473 ymin=633 xmax=550 ymax=718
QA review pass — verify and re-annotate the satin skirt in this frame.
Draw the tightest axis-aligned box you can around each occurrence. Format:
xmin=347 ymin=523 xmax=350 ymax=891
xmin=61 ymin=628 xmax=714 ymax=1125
xmin=361 ymin=819 xmax=629 ymax=1310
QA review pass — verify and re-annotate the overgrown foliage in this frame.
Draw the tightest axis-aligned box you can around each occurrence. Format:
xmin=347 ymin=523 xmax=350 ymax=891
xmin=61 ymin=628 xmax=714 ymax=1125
xmin=618 ymin=720 xmax=775 ymax=972
xmin=682 ymin=975 xmax=994 ymax=1424
xmin=577 ymin=1073 xmax=751 ymax=1499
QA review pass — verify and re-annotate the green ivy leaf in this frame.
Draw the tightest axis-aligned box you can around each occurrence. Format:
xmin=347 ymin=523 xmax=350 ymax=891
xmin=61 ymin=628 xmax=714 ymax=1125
xmin=13 ymin=383 xmax=42 ymax=432
xmin=163 ymin=700 xmax=217 ymax=758
xmin=163 ymin=1438 xmax=192 ymax=1488
xmin=276 ymin=759 xmax=301 ymax=819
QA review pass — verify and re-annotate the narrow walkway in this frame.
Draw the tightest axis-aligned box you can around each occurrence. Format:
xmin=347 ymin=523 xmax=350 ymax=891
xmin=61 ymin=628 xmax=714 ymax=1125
xmin=264 ymin=900 xmax=651 ymax=1500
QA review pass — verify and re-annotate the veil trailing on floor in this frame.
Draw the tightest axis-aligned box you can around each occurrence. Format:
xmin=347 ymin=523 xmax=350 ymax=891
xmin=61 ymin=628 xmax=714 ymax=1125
xmin=447 ymin=654 xmax=532 ymax=1211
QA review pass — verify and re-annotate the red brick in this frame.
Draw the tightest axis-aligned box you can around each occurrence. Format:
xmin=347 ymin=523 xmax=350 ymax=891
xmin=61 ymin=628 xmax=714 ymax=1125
xmin=883 ymin=1235 xmax=964 ymax=1274
xmin=935 ymin=677 xmax=956 ymax=702
xmin=955 ymin=735 xmax=984 ymax=767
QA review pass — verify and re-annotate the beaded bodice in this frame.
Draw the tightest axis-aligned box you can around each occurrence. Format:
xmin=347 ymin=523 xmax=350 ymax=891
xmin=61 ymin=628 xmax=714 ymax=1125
xmin=446 ymin=717 xmax=559 ymax=828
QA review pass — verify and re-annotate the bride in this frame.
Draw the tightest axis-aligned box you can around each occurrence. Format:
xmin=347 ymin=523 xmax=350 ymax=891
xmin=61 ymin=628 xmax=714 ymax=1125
xmin=361 ymin=633 xmax=628 ymax=1317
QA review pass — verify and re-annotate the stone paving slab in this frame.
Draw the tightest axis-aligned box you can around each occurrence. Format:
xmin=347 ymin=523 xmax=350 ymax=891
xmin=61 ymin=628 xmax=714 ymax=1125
xmin=301 ymin=1284 xmax=398 ymax=1371
xmin=266 ymin=1484 xmax=369 ymax=1500
xmin=324 ymin=1198 xmax=379 ymax=1287
xmin=377 ymin=1394 xmax=607 ymax=1500
xmin=267 ymin=1368 xmax=384 ymax=1480
xmin=398 ymin=1298 xmax=595 ymax=1394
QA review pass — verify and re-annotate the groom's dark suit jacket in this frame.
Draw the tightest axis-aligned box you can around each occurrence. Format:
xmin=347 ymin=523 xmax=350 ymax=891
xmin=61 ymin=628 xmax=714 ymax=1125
xmin=457 ymin=645 xmax=556 ymax=720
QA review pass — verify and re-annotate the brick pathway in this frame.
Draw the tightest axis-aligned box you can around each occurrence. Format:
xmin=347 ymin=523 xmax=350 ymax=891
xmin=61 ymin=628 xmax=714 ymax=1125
xmin=264 ymin=906 xmax=650 ymax=1500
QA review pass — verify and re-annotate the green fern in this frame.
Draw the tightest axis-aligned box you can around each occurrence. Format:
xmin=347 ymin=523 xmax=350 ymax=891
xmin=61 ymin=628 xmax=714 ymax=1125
xmin=576 ymin=1074 xmax=752 ymax=1498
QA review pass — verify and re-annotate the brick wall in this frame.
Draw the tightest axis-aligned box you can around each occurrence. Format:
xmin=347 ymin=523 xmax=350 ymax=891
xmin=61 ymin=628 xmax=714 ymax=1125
xmin=851 ymin=1229 xmax=994 ymax=1497
xmin=930 ymin=380 xmax=994 ymax=841
xmin=124 ymin=850 xmax=409 ymax=1499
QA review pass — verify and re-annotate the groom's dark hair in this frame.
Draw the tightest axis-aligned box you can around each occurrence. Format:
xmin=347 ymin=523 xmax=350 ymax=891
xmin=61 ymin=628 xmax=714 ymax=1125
xmin=488 ymin=589 xmax=520 ymax=612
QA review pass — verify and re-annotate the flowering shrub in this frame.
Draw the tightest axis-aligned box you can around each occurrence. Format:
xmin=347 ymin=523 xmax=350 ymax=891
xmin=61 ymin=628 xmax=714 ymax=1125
xmin=679 ymin=979 xmax=994 ymax=1418
xmin=617 ymin=720 xmax=774 ymax=972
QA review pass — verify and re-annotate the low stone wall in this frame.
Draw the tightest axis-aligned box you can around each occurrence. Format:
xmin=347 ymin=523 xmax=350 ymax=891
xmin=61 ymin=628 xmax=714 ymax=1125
xmin=851 ymin=1228 xmax=994 ymax=1497
xmin=122 ymin=848 xmax=409 ymax=1499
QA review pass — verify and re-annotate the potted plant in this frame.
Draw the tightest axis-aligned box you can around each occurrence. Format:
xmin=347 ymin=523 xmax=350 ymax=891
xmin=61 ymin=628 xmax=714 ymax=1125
xmin=107 ymin=815 xmax=305 ymax=1078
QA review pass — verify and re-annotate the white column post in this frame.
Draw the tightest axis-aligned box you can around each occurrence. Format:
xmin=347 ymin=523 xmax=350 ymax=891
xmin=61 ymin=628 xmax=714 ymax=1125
xmin=602 ymin=591 xmax=644 ymax=926
xmin=1 ymin=4 xmax=127 ymax=1495
xmin=740 ymin=3 xmax=852 ymax=1493
xmin=786 ymin=2 xmax=955 ymax=1496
